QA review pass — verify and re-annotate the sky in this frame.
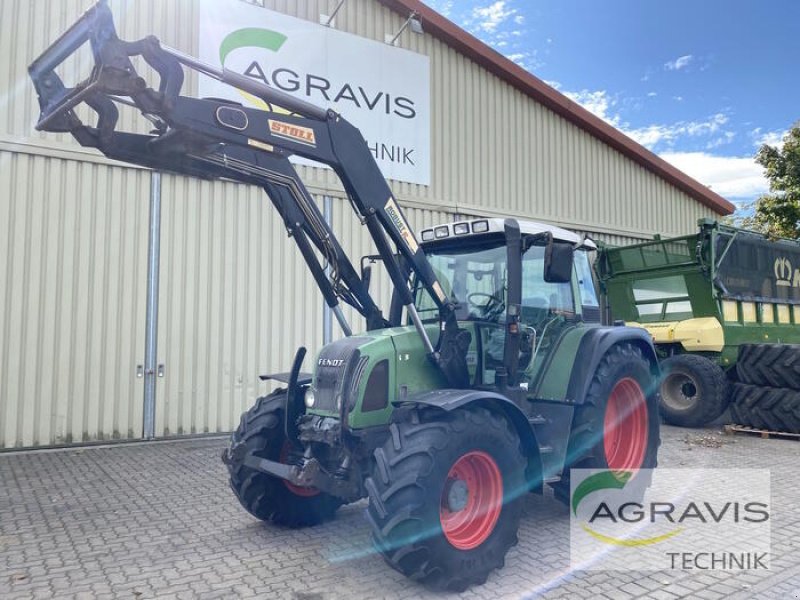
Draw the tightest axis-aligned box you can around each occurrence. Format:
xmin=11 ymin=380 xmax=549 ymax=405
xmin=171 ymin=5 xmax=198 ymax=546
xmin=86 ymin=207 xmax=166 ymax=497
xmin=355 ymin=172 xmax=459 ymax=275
xmin=423 ymin=0 xmax=799 ymax=212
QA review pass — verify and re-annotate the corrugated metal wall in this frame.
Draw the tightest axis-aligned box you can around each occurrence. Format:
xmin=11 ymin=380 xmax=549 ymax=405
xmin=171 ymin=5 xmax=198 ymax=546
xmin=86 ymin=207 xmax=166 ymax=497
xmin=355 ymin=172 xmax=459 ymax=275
xmin=0 ymin=151 xmax=149 ymax=447
xmin=1 ymin=0 xmax=719 ymax=446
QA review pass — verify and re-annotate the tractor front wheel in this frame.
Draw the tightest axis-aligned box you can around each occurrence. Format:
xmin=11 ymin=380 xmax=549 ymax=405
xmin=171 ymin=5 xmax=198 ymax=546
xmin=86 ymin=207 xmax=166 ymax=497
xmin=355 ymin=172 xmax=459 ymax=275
xmin=365 ymin=407 xmax=526 ymax=592
xmin=224 ymin=390 xmax=342 ymax=527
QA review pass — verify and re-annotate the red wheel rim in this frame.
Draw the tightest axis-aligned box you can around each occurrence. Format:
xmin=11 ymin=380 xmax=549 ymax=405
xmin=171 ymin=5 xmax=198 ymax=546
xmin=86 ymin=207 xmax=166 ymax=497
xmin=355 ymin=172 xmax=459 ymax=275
xmin=279 ymin=442 xmax=319 ymax=497
xmin=604 ymin=377 xmax=648 ymax=472
xmin=439 ymin=450 xmax=503 ymax=550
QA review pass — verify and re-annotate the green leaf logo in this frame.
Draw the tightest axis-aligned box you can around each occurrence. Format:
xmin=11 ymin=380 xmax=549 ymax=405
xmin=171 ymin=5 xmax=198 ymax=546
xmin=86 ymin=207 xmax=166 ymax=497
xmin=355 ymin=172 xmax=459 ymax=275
xmin=572 ymin=470 xmax=632 ymax=516
xmin=572 ymin=470 xmax=683 ymax=547
xmin=219 ymin=28 xmax=288 ymax=66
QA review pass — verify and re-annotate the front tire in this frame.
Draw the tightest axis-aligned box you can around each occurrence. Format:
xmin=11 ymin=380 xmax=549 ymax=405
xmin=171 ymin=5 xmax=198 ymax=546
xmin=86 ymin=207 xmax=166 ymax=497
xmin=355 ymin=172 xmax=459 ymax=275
xmin=224 ymin=390 xmax=342 ymax=527
xmin=365 ymin=407 xmax=526 ymax=592
xmin=659 ymin=354 xmax=729 ymax=427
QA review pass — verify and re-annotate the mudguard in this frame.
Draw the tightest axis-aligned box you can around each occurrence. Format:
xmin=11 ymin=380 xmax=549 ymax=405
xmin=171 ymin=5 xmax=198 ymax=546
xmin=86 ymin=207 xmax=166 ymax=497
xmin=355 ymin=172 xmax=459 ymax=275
xmin=259 ymin=372 xmax=313 ymax=385
xmin=394 ymin=389 xmax=545 ymax=491
xmin=565 ymin=326 xmax=659 ymax=404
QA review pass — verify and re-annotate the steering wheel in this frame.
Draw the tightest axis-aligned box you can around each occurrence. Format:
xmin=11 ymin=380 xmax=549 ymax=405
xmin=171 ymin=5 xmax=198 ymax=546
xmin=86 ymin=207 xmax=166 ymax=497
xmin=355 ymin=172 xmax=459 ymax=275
xmin=467 ymin=292 xmax=505 ymax=320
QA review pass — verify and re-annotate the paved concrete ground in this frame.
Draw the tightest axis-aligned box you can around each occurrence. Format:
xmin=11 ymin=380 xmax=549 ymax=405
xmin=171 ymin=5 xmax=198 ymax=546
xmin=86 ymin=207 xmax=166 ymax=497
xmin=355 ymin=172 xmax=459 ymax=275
xmin=1 ymin=425 xmax=798 ymax=600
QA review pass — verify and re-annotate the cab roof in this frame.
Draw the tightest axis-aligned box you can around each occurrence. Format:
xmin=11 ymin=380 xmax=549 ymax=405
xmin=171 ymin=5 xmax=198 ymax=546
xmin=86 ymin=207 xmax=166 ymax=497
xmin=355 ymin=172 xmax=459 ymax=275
xmin=419 ymin=218 xmax=597 ymax=250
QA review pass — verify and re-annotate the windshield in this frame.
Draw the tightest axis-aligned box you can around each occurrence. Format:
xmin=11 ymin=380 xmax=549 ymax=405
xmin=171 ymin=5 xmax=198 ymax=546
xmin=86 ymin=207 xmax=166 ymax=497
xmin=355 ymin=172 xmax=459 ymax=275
xmin=414 ymin=239 xmax=575 ymax=324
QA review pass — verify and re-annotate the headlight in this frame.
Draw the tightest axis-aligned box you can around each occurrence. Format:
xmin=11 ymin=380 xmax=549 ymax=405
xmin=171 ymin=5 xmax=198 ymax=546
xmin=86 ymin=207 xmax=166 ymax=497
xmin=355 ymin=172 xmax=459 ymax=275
xmin=304 ymin=388 xmax=316 ymax=408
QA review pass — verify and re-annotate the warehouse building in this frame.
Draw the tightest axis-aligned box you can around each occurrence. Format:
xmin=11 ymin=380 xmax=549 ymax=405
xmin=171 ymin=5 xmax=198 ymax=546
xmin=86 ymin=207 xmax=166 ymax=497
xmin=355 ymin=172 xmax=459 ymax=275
xmin=0 ymin=0 xmax=734 ymax=448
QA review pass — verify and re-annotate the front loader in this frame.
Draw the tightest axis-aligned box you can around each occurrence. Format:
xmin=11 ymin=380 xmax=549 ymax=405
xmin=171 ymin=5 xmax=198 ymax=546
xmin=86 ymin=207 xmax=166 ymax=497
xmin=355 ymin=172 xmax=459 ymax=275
xmin=30 ymin=1 xmax=661 ymax=590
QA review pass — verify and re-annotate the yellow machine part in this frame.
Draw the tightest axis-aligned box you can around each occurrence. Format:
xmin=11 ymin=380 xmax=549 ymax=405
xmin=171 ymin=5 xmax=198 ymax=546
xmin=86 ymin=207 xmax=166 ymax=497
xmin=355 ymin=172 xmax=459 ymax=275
xmin=625 ymin=318 xmax=725 ymax=352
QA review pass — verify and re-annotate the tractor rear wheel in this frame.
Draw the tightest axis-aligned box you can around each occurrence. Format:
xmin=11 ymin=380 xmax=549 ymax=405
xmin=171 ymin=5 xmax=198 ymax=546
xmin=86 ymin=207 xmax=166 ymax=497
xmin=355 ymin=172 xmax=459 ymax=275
xmin=224 ymin=390 xmax=342 ymax=527
xmin=551 ymin=343 xmax=660 ymax=504
xmin=365 ymin=406 xmax=526 ymax=592
xmin=729 ymin=382 xmax=800 ymax=433
xmin=659 ymin=354 xmax=729 ymax=427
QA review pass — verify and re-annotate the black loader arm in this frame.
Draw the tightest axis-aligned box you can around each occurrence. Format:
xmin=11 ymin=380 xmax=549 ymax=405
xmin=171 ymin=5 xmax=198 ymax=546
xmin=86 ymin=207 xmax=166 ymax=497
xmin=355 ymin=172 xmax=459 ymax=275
xmin=29 ymin=0 xmax=469 ymax=387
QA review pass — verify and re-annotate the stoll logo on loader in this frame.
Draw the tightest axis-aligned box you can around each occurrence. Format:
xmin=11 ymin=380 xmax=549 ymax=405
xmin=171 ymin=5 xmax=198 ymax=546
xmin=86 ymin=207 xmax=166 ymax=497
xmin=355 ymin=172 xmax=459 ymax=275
xmin=570 ymin=469 xmax=771 ymax=571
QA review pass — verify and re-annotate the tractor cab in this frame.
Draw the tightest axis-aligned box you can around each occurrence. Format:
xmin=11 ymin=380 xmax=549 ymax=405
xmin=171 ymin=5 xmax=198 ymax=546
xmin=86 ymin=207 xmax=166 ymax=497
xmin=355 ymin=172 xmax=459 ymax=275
xmin=414 ymin=218 xmax=600 ymax=388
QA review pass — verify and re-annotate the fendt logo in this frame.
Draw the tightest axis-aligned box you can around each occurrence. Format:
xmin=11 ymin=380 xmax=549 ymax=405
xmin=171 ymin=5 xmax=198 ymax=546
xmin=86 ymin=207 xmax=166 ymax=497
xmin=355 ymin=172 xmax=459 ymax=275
xmin=318 ymin=358 xmax=345 ymax=368
xmin=774 ymin=256 xmax=799 ymax=287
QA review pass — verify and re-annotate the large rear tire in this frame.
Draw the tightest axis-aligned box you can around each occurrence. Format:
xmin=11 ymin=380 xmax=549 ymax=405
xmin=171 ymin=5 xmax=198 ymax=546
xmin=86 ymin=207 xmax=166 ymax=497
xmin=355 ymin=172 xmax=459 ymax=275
xmin=659 ymin=354 xmax=729 ymax=427
xmin=551 ymin=343 xmax=660 ymax=504
xmin=365 ymin=407 xmax=526 ymax=592
xmin=736 ymin=344 xmax=800 ymax=390
xmin=224 ymin=390 xmax=342 ymax=527
xmin=729 ymin=382 xmax=800 ymax=433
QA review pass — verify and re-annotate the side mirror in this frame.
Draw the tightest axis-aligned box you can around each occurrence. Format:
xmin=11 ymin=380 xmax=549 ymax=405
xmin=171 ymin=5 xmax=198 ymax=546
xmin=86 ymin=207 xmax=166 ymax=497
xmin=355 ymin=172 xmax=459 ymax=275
xmin=544 ymin=242 xmax=574 ymax=283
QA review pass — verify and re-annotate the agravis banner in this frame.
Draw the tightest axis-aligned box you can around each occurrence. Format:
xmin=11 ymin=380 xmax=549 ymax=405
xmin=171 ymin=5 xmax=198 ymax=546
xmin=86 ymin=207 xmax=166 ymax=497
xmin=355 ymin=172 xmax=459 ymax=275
xmin=199 ymin=1 xmax=431 ymax=185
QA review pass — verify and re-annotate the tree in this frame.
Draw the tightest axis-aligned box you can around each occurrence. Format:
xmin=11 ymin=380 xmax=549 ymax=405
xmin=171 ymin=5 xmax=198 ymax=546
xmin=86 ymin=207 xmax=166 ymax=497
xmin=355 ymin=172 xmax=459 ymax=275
xmin=740 ymin=124 xmax=800 ymax=239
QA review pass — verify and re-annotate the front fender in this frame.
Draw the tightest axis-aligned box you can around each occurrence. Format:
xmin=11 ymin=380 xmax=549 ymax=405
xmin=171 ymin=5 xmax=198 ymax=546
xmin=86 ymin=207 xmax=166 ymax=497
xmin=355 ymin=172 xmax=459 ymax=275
xmin=565 ymin=326 xmax=659 ymax=404
xmin=393 ymin=389 xmax=544 ymax=491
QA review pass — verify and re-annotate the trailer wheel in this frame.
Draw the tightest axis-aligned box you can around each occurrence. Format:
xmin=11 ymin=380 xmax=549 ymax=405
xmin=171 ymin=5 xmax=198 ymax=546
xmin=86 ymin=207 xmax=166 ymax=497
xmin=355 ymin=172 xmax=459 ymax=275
xmin=736 ymin=344 xmax=800 ymax=391
xmin=729 ymin=382 xmax=800 ymax=433
xmin=551 ymin=343 xmax=660 ymax=504
xmin=659 ymin=354 xmax=729 ymax=427
xmin=365 ymin=407 xmax=526 ymax=592
xmin=224 ymin=390 xmax=342 ymax=527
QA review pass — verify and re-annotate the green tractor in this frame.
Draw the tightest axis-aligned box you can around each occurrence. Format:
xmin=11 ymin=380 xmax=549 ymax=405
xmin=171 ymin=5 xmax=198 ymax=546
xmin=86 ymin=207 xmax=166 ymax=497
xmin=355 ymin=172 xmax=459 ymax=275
xmin=225 ymin=218 xmax=661 ymax=589
xmin=30 ymin=2 xmax=661 ymax=590
xmin=597 ymin=219 xmax=800 ymax=431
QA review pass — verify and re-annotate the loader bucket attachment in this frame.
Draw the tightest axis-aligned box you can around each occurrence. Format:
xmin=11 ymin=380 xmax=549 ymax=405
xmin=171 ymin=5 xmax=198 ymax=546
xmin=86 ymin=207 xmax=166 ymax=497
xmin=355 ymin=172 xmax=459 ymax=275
xmin=28 ymin=0 xmax=326 ymax=146
xmin=28 ymin=0 xmax=186 ymax=145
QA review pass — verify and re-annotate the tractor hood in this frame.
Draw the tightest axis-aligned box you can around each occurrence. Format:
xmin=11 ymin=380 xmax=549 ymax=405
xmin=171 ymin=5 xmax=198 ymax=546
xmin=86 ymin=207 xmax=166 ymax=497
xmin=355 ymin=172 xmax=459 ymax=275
xmin=306 ymin=326 xmax=447 ymax=429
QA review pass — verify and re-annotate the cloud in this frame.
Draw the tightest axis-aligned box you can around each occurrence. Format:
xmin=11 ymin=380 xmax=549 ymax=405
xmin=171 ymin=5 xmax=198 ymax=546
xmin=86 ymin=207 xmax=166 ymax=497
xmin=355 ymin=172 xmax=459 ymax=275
xmin=664 ymin=54 xmax=694 ymax=71
xmin=552 ymin=86 xmax=762 ymax=200
xmin=472 ymin=1 xmax=517 ymax=33
xmin=659 ymin=152 xmax=768 ymax=198
xmin=647 ymin=92 xmax=658 ymax=97
xmin=438 ymin=1 xmax=454 ymax=17
xmin=502 ymin=49 xmax=541 ymax=71
xmin=751 ymin=127 xmax=787 ymax=150
xmin=705 ymin=131 xmax=736 ymax=149
xmin=562 ymin=89 xmax=620 ymax=125
xmin=623 ymin=114 xmax=729 ymax=150
xmin=562 ymin=88 xmax=732 ymax=152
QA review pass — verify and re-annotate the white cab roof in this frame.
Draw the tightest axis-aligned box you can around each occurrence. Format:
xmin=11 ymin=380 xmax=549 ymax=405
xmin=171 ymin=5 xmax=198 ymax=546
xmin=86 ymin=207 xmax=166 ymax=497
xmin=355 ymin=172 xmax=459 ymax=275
xmin=419 ymin=218 xmax=596 ymax=250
